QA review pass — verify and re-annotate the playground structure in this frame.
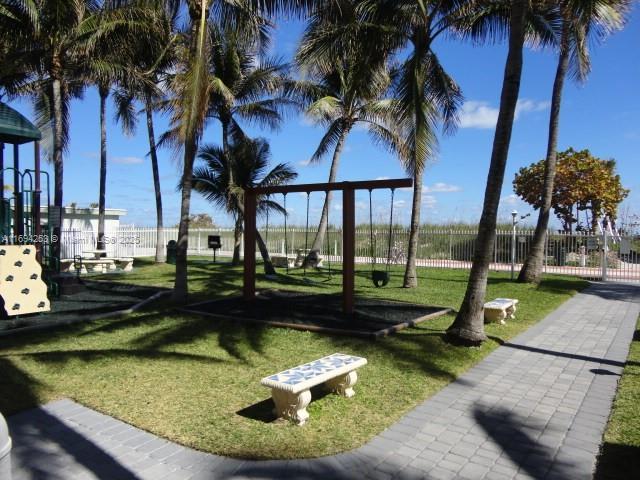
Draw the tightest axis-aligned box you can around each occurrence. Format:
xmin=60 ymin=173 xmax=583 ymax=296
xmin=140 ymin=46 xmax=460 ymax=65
xmin=243 ymin=178 xmax=413 ymax=315
xmin=0 ymin=245 xmax=50 ymax=316
xmin=0 ymin=102 xmax=56 ymax=311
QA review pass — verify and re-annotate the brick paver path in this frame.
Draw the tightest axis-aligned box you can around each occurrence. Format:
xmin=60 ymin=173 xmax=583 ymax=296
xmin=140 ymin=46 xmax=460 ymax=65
xmin=7 ymin=282 xmax=639 ymax=480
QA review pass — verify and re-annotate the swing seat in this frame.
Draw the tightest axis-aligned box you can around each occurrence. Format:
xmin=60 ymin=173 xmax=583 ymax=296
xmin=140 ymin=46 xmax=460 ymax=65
xmin=372 ymin=270 xmax=389 ymax=288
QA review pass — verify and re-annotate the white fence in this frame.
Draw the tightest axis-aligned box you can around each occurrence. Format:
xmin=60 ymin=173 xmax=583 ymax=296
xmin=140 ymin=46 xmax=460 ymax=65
xmin=60 ymin=226 xmax=640 ymax=282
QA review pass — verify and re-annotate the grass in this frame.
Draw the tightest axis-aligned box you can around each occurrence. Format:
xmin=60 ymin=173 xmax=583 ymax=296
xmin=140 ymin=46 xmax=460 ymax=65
xmin=0 ymin=258 xmax=588 ymax=459
xmin=595 ymin=316 xmax=640 ymax=479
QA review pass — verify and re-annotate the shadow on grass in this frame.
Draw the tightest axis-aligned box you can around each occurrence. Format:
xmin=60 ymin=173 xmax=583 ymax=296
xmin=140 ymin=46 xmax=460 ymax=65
xmin=1 ymin=359 xmax=138 ymax=479
xmin=595 ymin=442 xmax=640 ymax=480
xmin=237 ymin=385 xmax=331 ymax=424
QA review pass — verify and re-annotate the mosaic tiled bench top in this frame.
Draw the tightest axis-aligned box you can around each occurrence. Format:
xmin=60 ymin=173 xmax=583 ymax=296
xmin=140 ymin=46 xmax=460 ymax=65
xmin=261 ymin=353 xmax=367 ymax=395
xmin=261 ymin=353 xmax=367 ymax=424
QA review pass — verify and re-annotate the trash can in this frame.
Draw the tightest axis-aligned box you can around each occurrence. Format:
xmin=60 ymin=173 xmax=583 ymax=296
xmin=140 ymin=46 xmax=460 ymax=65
xmin=166 ymin=240 xmax=177 ymax=265
xmin=0 ymin=411 xmax=11 ymax=480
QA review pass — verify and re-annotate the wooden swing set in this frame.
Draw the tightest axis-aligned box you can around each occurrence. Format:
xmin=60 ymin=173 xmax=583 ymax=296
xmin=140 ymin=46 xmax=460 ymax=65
xmin=243 ymin=178 xmax=412 ymax=315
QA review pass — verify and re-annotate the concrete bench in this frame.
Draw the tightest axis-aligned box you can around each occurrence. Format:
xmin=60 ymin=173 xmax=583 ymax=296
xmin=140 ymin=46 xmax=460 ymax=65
xmin=114 ymin=257 xmax=134 ymax=272
xmin=271 ymin=255 xmax=295 ymax=269
xmin=79 ymin=259 xmax=115 ymax=274
xmin=261 ymin=353 xmax=367 ymax=425
xmin=484 ymin=298 xmax=519 ymax=324
xmin=60 ymin=259 xmax=76 ymax=273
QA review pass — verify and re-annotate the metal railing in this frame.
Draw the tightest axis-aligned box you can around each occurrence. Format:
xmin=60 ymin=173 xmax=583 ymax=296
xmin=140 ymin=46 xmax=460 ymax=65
xmin=59 ymin=226 xmax=640 ymax=282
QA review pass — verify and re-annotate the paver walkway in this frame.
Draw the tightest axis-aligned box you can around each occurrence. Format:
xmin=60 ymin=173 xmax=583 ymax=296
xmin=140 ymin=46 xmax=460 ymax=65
xmin=6 ymin=282 xmax=639 ymax=480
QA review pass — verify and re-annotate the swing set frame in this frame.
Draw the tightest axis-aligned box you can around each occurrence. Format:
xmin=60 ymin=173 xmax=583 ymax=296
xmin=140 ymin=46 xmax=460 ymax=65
xmin=243 ymin=177 xmax=412 ymax=315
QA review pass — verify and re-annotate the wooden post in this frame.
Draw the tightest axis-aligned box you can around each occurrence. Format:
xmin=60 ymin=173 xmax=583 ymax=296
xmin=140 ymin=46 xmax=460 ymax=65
xmin=243 ymin=190 xmax=257 ymax=301
xmin=343 ymin=186 xmax=355 ymax=315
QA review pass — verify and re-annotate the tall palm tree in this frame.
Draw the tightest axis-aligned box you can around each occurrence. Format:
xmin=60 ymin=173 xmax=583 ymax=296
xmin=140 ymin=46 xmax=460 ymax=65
xmin=77 ymin=2 xmax=170 ymax=251
xmin=294 ymin=0 xmax=405 ymax=262
xmin=445 ymin=0 xmax=529 ymax=345
xmin=360 ymin=0 xmax=464 ymax=288
xmin=0 ymin=0 xmax=97 ymax=264
xmin=192 ymin=137 xmax=296 ymax=272
xmin=298 ymin=63 xmax=406 ymax=261
xmin=113 ymin=2 xmax=179 ymax=263
xmin=518 ymin=0 xmax=630 ymax=283
xmin=168 ymin=0 xmax=310 ymax=302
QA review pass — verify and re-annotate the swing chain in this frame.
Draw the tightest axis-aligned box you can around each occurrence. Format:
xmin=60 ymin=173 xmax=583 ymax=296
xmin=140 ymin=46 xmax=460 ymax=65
xmin=368 ymin=189 xmax=375 ymax=274
xmin=386 ymin=188 xmax=396 ymax=272
xmin=283 ymin=193 xmax=289 ymax=274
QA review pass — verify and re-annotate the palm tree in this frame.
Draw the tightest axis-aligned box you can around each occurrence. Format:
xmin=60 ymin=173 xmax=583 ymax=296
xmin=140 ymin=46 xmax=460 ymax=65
xmin=359 ymin=0 xmax=464 ymax=288
xmin=0 ymin=0 xmax=97 ymax=264
xmin=167 ymin=0 xmax=311 ymax=302
xmin=445 ymin=0 xmax=529 ymax=345
xmin=206 ymin=26 xmax=295 ymax=156
xmin=295 ymin=0 xmax=406 ymax=263
xmin=113 ymin=2 xmax=179 ymax=263
xmin=518 ymin=0 xmax=630 ymax=283
xmin=192 ymin=137 xmax=296 ymax=273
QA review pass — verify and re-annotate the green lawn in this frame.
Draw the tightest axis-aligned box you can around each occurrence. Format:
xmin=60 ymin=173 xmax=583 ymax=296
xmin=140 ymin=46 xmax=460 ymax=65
xmin=0 ymin=259 xmax=587 ymax=459
xmin=595 ymin=316 xmax=640 ymax=479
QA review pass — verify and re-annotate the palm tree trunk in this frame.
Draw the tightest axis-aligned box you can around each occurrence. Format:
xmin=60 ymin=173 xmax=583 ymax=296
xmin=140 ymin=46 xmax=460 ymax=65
xmin=173 ymin=0 xmax=209 ymax=303
xmin=403 ymin=165 xmax=423 ymax=287
xmin=51 ymin=73 xmax=64 ymax=269
xmin=446 ymin=0 xmax=527 ymax=346
xmin=307 ymin=126 xmax=348 ymax=265
xmin=518 ymin=22 xmax=570 ymax=284
xmin=145 ymin=98 xmax=165 ymax=263
xmin=232 ymin=215 xmax=242 ymax=265
xmin=172 ymin=139 xmax=197 ymax=303
xmin=256 ymin=230 xmax=276 ymax=275
xmin=97 ymin=85 xmax=108 ymax=251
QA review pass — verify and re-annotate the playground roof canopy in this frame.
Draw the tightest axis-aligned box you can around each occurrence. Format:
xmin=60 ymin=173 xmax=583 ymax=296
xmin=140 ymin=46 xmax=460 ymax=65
xmin=0 ymin=102 xmax=42 ymax=145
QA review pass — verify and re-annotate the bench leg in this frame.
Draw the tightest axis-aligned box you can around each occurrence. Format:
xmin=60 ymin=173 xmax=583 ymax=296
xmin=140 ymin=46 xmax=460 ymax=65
xmin=123 ymin=262 xmax=133 ymax=272
xmin=325 ymin=371 xmax=358 ymax=398
xmin=484 ymin=309 xmax=507 ymax=325
xmin=271 ymin=389 xmax=311 ymax=426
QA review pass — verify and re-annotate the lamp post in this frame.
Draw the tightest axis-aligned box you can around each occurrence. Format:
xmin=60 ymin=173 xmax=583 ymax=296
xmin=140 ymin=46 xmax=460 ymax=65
xmin=511 ymin=210 xmax=518 ymax=280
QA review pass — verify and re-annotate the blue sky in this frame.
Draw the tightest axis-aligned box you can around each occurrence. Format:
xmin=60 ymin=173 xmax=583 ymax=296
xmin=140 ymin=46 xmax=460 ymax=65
xmin=5 ymin=6 xmax=640 ymax=229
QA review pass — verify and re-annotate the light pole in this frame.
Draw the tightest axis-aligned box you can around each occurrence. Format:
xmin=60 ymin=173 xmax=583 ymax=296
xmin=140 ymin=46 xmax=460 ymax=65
xmin=511 ymin=210 xmax=518 ymax=280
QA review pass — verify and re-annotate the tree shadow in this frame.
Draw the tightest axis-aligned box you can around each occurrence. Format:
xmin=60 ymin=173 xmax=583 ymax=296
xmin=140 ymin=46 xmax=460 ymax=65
xmin=595 ymin=442 xmax=640 ymax=480
xmin=474 ymin=405 xmax=575 ymax=479
xmin=580 ymin=282 xmax=640 ymax=303
xmin=497 ymin=341 xmax=638 ymax=369
xmin=1 ymin=359 xmax=139 ymax=479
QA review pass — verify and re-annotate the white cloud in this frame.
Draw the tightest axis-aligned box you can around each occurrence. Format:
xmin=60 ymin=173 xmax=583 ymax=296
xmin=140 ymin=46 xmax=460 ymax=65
xmin=424 ymin=182 xmax=462 ymax=193
xmin=113 ymin=156 xmax=144 ymax=165
xmin=333 ymin=204 xmax=342 ymax=211
xmin=422 ymin=195 xmax=437 ymax=209
xmin=459 ymin=99 xmax=550 ymax=129
xmin=459 ymin=101 xmax=499 ymax=129
xmin=516 ymin=99 xmax=551 ymax=115
xmin=375 ymin=176 xmax=390 ymax=181
xmin=501 ymin=194 xmax=519 ymax=207
xmin=297 ymin=159 xmax=312 ymax=167
xmin=394 ymin=200 xmax=407 ymax=208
